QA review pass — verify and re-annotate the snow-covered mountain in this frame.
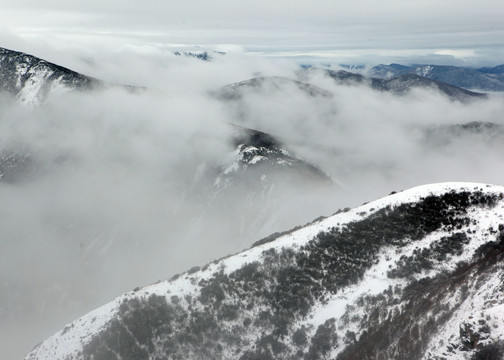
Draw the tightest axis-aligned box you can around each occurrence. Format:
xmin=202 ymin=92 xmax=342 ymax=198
xmin=191 ymin=125 xmax=335 ymax=246
xmin=0 ymin=47 xmax=101 ymax=106
xmin=369 ymin=64 xmax=504 ymax=92
xmin=25 ymin=182 xmax=504 ymax=360
xmin=214 ymin=125 xmax=332 ymax=194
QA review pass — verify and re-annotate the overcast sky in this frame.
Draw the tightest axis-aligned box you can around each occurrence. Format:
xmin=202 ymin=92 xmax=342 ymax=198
xmin=1 ymin=0 xmax=504 ymax=66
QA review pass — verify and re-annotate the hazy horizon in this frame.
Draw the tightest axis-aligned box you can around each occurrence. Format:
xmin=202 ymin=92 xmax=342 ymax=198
xmin=1 ymin=0 xmax=504 ymax=70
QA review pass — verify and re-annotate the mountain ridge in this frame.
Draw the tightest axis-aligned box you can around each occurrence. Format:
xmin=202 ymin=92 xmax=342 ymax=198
xmin=25 ymin=182 xmax=504 ymax=360
xmin=369 ymin=63 xmax=504 ymax=92
xmin=0 ymin=47 xmax=101 ymax=106
xmin=303 ymin=68 xmax=487 ymax=102
xmin=217 ymin=76 xmax=334 ymax=100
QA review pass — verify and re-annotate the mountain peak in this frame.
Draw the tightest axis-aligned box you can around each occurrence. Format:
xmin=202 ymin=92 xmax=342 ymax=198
xmin=0 ymin=46 xmax=99 ymax=106
xmin=370 ymin=63 xmax=504 ymax=92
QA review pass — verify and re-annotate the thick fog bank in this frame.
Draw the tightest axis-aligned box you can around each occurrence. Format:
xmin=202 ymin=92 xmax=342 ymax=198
xmin=227 ymin=71 xmax=504 ymax=202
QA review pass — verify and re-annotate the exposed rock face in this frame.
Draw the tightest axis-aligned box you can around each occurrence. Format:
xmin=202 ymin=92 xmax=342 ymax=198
xmin=0 ymin=47 xmax=100 ymax=106
xmin=25 ymin=183 xmax=504 ymax=360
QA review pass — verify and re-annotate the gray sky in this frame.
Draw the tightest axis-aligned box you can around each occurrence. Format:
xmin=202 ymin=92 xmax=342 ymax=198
xmin=1 ymin=0 xmax=504 ymax=66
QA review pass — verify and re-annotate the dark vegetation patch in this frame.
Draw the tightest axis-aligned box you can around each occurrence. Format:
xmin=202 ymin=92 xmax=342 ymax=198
xmin=305 ymin=319 xmax=338 ymax=360
xmin=460 ymin=320 xmax=491 ymax=351
xmin=295 ymin=190 xmax=497 ymax=299
xmin=83 ymin=294 xmax=179 ymax=360
xmin=83 ymin=190 xmax=501 ymax=359
xmin=337 ymin=230 xmax=504 ymax=360
xmin=388 ymin=232 xmax=470 ymax=278
xmin=471 ymin=341 xmax=504 ymax=360
xmin=83 ymin=293 xmax=242 ymax=360
xmin=231 ymin=126 xmax=280 ymax=149
xmin=292 ymin=326 xmax=308 ymax=347
xmin=474 ymin=228 xmax=504 ymax=264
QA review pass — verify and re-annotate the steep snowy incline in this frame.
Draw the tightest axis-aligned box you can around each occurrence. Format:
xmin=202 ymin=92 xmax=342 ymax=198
xmin=25 ymin=183 xmax=504 ymax=360
xmin=0 ymin=47 xmax=100 ymax=106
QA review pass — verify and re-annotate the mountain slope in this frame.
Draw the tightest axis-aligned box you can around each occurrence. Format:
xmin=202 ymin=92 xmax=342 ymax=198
xmin=167 ymin=123 xmax=334 ymax=251
xmin=0 ymin=47 xmax=101 ymax=106
xmin=308 ymin=69 xmax=486 ymax=102
xmin=370 ymin=64 xmax=504 ymax=92
xmin=214 ymin=125 xmax=332 ymax=194
xmin=25 ymin=182 xmax=504 ymax=360
xmin=384 ymin=73 xmax=486 ymax=100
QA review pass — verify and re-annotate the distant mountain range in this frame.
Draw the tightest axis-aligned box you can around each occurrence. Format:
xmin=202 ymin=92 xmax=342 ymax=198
xmin=368 ymin=63 xmax=504 ymax=92
xmin=299 ymin=68 xmax=487 ymax=102
xmin=0 ymin=46 xmax=493 ymax=106
xmin=0 ymin=47 xmax=222 ymax=106
xmin=25 ymin=183 xmax=504 ymax=360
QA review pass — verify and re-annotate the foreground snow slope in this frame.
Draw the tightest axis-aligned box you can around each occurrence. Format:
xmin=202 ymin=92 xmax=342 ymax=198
xmin=26 ymin=182 xmax=504 ymax=360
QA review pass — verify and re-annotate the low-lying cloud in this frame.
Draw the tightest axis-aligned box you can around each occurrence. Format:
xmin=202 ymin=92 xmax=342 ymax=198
xmin=226 ymin=71 xmax=504 ymax=200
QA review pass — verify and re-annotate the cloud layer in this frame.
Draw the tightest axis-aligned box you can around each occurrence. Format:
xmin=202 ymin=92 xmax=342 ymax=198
xmin=1 ymin=0 xmax=504 ymax=65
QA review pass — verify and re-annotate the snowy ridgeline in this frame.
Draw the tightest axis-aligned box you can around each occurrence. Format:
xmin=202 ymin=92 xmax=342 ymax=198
xmin=369 ymin=63 xmax=504 ymax=92
xmin=0 ymin=47 xmax=490 ymax=109
xmin=0 ymin=47 xmax=99 ymax=106
xmin=26 ymin=182 xmax=504 ymax=360
xmin=0 ymin=47 xmax=220 ymax=107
